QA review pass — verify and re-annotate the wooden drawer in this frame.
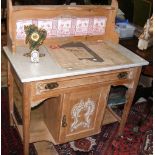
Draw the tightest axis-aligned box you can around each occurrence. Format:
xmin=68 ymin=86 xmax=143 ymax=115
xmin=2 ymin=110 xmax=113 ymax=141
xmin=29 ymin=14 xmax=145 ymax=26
xmin=33 ymin=68 xmax=133 ymax=96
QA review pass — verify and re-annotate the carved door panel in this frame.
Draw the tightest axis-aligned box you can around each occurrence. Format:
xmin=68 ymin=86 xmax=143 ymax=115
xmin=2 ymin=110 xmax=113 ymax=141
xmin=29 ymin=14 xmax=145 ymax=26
xmin=59 ymin=84 xmax=110 ymax=143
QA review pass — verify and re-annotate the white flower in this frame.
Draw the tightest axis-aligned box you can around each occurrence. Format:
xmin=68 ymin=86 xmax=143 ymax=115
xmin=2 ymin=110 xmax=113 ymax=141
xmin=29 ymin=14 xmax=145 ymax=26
xmin=31 ymin=32 xmax=40 ymax=42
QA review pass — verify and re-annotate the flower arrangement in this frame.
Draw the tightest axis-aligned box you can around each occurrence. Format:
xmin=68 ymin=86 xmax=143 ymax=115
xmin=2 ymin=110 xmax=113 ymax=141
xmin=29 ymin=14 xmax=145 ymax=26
xmin=24 ymin=24 xmax=47 ymax=52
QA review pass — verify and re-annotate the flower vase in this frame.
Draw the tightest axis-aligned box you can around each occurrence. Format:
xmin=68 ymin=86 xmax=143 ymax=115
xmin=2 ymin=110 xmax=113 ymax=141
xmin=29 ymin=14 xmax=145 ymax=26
xmin=31 ymin=50 xmax=40 ymax=63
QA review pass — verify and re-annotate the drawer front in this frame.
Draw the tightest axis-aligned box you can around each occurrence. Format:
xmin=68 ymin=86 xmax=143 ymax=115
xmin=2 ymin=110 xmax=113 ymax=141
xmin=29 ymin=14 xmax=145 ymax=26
xmin=34 ymin=69 xmax=133 ymax=95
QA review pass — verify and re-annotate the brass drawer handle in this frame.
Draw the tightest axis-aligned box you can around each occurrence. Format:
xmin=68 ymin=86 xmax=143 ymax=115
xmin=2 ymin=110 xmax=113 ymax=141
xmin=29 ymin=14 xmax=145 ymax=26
xmin=45 ymin=82 xmax=59 ymax=90
xmin=117 ymin=72 xmax=128 ymax=79
xmin=62 ymin=115 xmax=67 ymax=127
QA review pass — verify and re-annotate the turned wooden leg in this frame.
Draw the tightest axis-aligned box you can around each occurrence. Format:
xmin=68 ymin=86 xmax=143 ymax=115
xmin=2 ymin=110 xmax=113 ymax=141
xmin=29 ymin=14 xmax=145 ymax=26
xmin=7 ymin=61 xmax=14 ymax=126
xmin=22 ymin=83 xmax=31 ymax=155
xmin=118 ymin=67 xmax=142 ymax=135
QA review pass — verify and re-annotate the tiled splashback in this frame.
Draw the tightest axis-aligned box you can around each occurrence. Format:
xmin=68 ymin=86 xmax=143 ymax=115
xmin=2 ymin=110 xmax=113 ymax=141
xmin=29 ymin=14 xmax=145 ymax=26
xmin=16 ymin=17 xmax=107 ymax=39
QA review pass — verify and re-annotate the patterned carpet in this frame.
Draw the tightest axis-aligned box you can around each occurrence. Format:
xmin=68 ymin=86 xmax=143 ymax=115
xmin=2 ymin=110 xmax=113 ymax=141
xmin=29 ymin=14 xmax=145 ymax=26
xmin=1 ymin=87 xmax=153 ymax=155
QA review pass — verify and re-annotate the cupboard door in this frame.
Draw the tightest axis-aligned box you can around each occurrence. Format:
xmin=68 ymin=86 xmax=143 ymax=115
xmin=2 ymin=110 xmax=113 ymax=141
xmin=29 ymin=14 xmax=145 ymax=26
xmin=59 ymin=85 xmax=110 ymax=143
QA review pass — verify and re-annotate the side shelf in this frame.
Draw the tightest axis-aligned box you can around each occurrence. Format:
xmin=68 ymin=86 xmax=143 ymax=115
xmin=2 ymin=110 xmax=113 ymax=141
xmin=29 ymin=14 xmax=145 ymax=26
xmin=102 ymin=85 xmax=128 ymax=125
xmin=12 ymin=104 xmax=58 ymax=144
xmin=102 ymin=106 xmax=121 ymax=125
xmin=33 ymin=142 xmax=58 ymax=155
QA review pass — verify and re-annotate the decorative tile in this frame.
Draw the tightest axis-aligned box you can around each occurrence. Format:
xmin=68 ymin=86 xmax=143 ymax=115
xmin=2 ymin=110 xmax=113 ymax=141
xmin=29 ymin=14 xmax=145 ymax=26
xmin=57 ymin=18 xmax=72 ymax=37
xmin=75 ymin=18 xmax=90 ymax=36
xmin=37 ymin=19 xmax=53 ymax=37
xmin=15 ymin=17 xmax=107 ymax=39
xmin=16 ymin=20 xmax=32 ymax=39
xmin=91 ymin=17 xmax=107 ymax=35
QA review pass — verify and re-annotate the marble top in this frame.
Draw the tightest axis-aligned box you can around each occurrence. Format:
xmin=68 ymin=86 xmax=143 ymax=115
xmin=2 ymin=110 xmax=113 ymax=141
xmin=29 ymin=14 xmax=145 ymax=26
xmin=4 ymin=41 xmax=149 ymax=83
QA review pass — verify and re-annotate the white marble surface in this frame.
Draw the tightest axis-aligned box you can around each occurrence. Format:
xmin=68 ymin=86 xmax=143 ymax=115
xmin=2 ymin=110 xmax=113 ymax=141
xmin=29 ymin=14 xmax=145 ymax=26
xmin=3 ymin=41 xmax=149 ymax=83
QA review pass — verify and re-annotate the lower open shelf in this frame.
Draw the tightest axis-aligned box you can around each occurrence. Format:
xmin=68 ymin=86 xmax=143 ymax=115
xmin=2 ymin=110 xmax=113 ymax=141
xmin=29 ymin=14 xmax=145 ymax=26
xmin=102 ymin=106 xmax=121 ymax=125
xmin=30 ymin=116 xmax=57 ymax=144
xmin=12 ymin=105 xmax=58 ymax=144
xmin=34 ymin=141 xmax=58 ymax=155
xmin=13 ymin=103 xmax=121 ymax=144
